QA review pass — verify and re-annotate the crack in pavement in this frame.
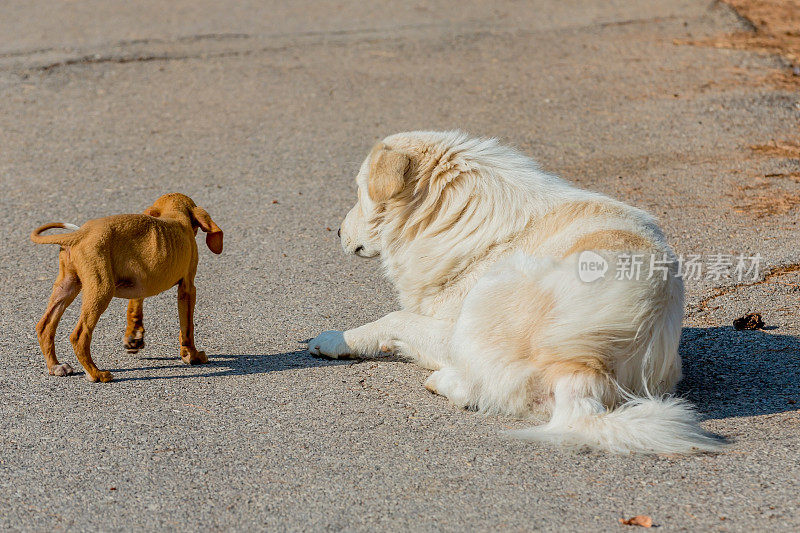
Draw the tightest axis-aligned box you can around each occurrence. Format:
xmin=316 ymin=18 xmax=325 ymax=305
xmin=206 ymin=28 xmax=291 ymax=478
xmin=690 ymin=262 xmax=800 ymax=318
xmin=34 ymin=51 xmax=249 ymax=72
xmin=1 ymin=23 xmax=454 ymax=66
xmin=3 ymin=14 xmax=702 ymax=75
xmin=0 ymin=33 xmax=254 ymax=59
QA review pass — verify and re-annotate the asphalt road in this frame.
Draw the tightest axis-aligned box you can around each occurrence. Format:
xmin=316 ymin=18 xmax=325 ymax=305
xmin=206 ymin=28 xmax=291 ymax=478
xmin=1 ymin=1 xmax=799 ymax=531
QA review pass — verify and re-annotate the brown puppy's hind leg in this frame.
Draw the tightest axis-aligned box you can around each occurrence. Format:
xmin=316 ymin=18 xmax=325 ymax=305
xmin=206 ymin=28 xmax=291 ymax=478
xmin=70 ymin=279 xmax=114 ymax=383
xmin=124 ymin=299 xmax=145 ymax=353
xmin=177 ymin=278 xmax=207 ymax=365
xmin=36 ymin=250 xmax=81 ymax=376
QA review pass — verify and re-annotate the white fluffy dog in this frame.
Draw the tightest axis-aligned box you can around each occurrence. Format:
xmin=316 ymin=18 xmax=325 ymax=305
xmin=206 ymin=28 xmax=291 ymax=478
xmin=309 ymin=131 xmax=722 ymax=454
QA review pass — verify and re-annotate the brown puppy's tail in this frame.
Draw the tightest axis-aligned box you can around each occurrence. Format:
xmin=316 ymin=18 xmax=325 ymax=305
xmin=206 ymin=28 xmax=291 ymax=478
xmin=31 ymin=222 xmax=82 ymax=245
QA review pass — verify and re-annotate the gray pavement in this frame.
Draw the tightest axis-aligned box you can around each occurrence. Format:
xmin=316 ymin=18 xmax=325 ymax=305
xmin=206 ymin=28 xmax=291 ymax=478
xmin=1 ymin=1 xmax=799 ymax=531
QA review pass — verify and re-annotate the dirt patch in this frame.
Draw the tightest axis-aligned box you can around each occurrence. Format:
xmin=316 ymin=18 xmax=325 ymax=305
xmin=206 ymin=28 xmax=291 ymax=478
xmin=677 ymin=0 xmax=800 ymax=88
xmin=736 ymin=171 xmax=800 ymax=192
xmin=724 ymin=0 xmax=800 ymax=61
xmin=758 ymin=70 xmax=800 ymax=89
xmin=734 ymin=143 xmax=800 ymax=217
xmin=703 ymin=3 xmax=800 ymax=220
xmin=734 ymin=142 xmax=800 ymax=218
xmin=750 ymin=140 xmax=800 ymax=158
xmin=689 ymin=1 xmax=800 ymax=64
xmin=685 ymin=66 xmax=799 ymax=92
xmin=734 ymin=190 xmax=800 ymax=217
xmin=765 ymin=171 xmax=800 ymax=181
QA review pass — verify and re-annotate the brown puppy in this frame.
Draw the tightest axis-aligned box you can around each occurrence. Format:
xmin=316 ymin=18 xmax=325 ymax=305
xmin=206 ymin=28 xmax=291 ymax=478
xmin=31 ymin=193 xmax=223 ymax=382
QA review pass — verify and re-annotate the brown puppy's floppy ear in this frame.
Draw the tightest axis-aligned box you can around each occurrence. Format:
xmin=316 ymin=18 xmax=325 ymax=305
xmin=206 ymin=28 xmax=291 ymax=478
xmin=368 ymin=144 xmax=410 ymax=202
xmin=191 ymin=206 xmax=224 ymax=254
xmin=144 ymin=207 xmax=161 ymax=217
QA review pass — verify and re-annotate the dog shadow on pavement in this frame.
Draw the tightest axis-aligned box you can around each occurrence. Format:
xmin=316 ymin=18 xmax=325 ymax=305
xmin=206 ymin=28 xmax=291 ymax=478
xmin=679 ymin=326 xmax=800 ymax=419
xmin=110 ymin=327 xmax=800 ymax=417
xmin=111 ymin=348 xmax=350 ymax=382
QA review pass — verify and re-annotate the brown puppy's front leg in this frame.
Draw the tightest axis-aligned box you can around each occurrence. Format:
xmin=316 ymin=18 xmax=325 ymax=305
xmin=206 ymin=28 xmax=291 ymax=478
xmin=36 ymin=254 xmax=81 ymax=376
xmin=177 ymin=278 xmax=207 ymax=365
xmin=124 ymin=298 xmax=145 ymax=353
xmin=70 ymin=283 xmax=114 ymax=383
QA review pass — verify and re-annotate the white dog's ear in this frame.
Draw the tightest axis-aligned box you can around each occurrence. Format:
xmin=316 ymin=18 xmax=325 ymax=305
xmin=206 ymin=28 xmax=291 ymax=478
xmin=368 ymin=144 xmax=409 ymax=202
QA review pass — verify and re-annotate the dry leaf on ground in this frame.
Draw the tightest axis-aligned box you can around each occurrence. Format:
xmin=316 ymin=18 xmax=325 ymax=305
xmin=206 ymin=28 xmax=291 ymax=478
xmin=619 ymin=515 xmax=653 ymax=527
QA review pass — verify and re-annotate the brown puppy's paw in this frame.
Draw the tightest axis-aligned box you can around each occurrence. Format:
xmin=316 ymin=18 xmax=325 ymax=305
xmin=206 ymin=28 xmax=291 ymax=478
xmin=50 ymin=363 xmax=75 ymax=377
xmin=180 ymin=347 xmax=208 ymax=365
xmin=123 ymin=333 xmax=145 ymax=353
xmin=85 ymin=370 xmax=114 ymax=383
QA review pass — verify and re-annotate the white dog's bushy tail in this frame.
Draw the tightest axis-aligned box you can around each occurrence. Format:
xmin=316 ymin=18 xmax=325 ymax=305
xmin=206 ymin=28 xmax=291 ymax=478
xmin=510 ymin=377 xmax=724 ymax=454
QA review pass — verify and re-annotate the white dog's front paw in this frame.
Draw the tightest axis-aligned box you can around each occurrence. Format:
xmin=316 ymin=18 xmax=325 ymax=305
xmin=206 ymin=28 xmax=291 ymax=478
xmin=308 ymin=330 xmax=352 ymax=359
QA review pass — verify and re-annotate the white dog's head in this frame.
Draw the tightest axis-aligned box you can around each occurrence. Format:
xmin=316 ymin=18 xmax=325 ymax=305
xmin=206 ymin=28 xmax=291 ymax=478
xmin=339 ymin=141 xmax=412 ymax=258
xmin=338 ymin=131 xmax=539 ymax=272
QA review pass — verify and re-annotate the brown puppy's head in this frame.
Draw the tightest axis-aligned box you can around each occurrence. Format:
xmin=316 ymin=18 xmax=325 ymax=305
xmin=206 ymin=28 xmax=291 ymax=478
xmin=145 ymin=193 xmax=224 ymax=254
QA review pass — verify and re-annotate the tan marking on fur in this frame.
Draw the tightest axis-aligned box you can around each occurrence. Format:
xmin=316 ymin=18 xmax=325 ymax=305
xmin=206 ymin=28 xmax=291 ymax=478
xmin=491 ymin=278 xmax=612 ymax=390
xmin=478 ymin=280 xmax=560 ymax=368
xmin=521 ymin=201 xmax=627 ymax=255
xmin=537 ymin=355 xmax=610 ymax=379
xmin=526 ymin=312 xmax=611 ymax=383
xmin=563 ymin=229 xmax=652 ymax=257
xmin=476 ymin=279 xmax=614 ymax=412
xmin=530 ymin=335 xmax=617 ymax=407
xmin=368 ymin=144 xmax=410 ymax=202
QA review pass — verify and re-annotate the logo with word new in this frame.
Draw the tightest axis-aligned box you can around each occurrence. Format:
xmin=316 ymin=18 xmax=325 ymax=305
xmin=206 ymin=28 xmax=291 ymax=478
xmin=578 ymin=251 xmax=608 ymax=282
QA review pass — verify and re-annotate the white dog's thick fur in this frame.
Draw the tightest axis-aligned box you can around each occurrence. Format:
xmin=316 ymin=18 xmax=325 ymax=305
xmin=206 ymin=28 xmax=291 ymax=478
xmin=309 ymin=131 xmax=722 ymax=454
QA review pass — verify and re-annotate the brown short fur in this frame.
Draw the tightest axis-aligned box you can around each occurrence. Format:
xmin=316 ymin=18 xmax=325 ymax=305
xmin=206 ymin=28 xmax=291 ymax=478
xmin=31 ymin=193 xmax=223 ymax=382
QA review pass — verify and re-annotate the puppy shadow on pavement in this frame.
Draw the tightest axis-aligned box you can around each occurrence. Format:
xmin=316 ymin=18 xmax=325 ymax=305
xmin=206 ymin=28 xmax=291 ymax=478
xmin=678 ymin=326 xmax=800 ymax=419
xmin=112 ymin=348 xmax=349 ymax=382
